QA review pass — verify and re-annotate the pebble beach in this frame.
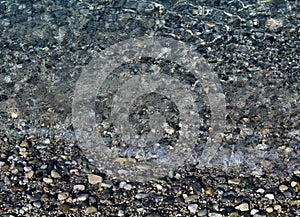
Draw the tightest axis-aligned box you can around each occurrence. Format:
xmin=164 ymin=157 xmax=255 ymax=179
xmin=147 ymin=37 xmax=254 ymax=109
xmin=0 ymin=0 xmax=299 ymax=216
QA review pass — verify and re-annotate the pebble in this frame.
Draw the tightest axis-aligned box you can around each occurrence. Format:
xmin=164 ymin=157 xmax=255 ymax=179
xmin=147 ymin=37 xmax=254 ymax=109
xmin=1 ymin=165 xmax=9 ymax=172
xmin=291 ymin=181 xmax=298 ymax=187
xmin=256 ymin=188 xmax=265 ymax=194
xmin=30 ymin=194 xmax=41 ymax=202
xmin=51 ymin=170 xmax=61 ymax=178
xmin=279 ymin=184 xmax=288 ymax=192
xmin=235 ymin=202 xmax=249 ymax=211
xmin=118 ymin=210 xmax=125 ymax=216
xmin=73 ymin=184 xmax=85 ymax=191
xmin=197 ymin=208 xmax=208 ymax=216
xmin=266 ymin=207 xmax=273 ymax=213
xmin=60 ymin=203 xmax=70 ymax=212
xmin=25 ymin=171 xmax=34 ymax=179
xmin=209 ymin=212 xmax=223 ymax=217
xmin=43 ymin=178 xmax=53 ymax=183
xmin=20 ymin=141 xmax=28 ymax=147
xmin=135 ymin=193 xmax=149 ymax=199
xmin=264 ymin=193 xmax=274 ymax=200
xmin=43 ymin=138 xmax=50 ymax=144
xmin=88 ymin=174 xmax=103 ymax=185
xmin=156 ymin=184 xmax=163 ymax=190
xmin=185 ymin=195 xmax=198 ymax=203
xmin=228 ymin=179 xmax=240 ymax=185
xmin=119 ymin=181 xmax=127 ymax=188
xmin=58 ymin=192 xmax=69 ymax=201
xmin=250 ymin=209 xmax=259 ymax=215
xmin=274 ymin=204 xmax=281 ymax=211
xmin=188 ymin=204 xmax=198 ymax=214
xmin=77 ymin=194 xmax=89 ymax=201
xmin=85 ymin=206 xmax=97 ymax=214
xmin=124 ymin=184 xmax=133 ymax=190
xmin=204 ymin=186 xmax=214 ymax=195
xmin=24 ymin=167 xmax=32 ymax=172
xmin=229 ymin=212 xmax=239 ymax=217
xmin=33 ymin=202 xmax=41 ymax=208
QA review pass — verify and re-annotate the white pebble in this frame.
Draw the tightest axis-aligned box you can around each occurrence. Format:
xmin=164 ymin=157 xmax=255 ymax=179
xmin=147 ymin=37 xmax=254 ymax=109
xmin=188 ymin=204 xmax=198 ymax=213
xmin=73 ymin=184 xmax=85 ymax=191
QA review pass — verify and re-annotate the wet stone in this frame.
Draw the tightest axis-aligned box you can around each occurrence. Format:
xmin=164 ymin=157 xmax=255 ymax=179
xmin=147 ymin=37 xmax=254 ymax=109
xmin=43 ymin=177 xmax=53 ymax=183
xmin=235 ymin=202 xmax=250 ymax=211
xmin=135 ymin=193 xmax=149 ymax=199
xmin=73 ymin=184 xmax=85 ymax=191
xmin=25 ymin=171 xmax=34 ymax=179
xmin=188 ymin=203 xmax=198 ymax=214
xmin=60 ymin=203 xmax=70 ymax=212
xmin=30 ymin=193 xmax=41 ymax=202
xmin=51 ymin=170 xmax=61 ymax=179
xmin=197 ymin=208 xmax=208 ymax=216
xmin=88 ymin=174 xmax=103 ymax=185
xmin=264 ymin=193 xmax=274 ymax=200
xmin=85 ymin=206 xmax=97 ymax=214
xmin=209 ymin=212 xmax=223 ymax=217
xmin=58 ymin=192 xmax=69 ymax=201
xmin=77 ymin=193 xmax=89 ymax=201
xmin=33 ymin=202 xmax=41 ymax=208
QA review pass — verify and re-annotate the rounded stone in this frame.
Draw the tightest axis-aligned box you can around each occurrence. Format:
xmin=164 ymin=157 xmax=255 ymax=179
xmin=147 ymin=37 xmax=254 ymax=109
xmin=85 ymin=206 xmax=97 ymax=214
xmin=88 ymin=174 xmax=103 ymax=185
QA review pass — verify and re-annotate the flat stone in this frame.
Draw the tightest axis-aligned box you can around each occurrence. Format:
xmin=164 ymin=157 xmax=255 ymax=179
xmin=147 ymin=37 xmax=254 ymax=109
xmin=228 ymin=179 xmax=240 ymax=185
xmin=73 ymin=184 xmax=85 ymax=191
xmin=208 ymin=212 xmax=223 ymax=217
xmin=88 ymin=174 xmax=103 ymax=185
xmin=235 ymin=202 xmax=249 ymax=211
xmin=85 ymin=206 xmax=97 ymax=214
xmin=43 ymin=178 xmax=53 ymax=183
xmin=135 ymin=193 xmax=149 ymax=199
xmin=256 ymin=188 xmax=265 ymax=194
xmin=77 ymin=194 xmax=89 ymax=201
xmin=51 ymin=170 xmax=61 ymax=179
